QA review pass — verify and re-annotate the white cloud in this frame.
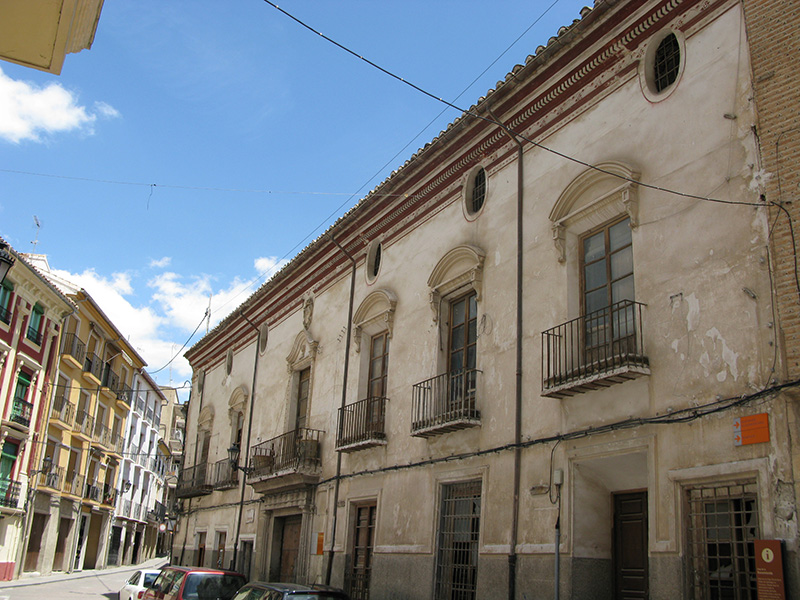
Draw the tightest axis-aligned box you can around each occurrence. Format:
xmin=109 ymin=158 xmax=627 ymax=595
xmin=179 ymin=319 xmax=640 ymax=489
xmin=0 ymin=67 xmax=118 ymax=143
xmin=254 ymin=256 xmax=287 ymax=277
xmin=94 ymin=101 xmax=120 ymax=119
xmin=149 ymin=256 xmax=172 ymax=268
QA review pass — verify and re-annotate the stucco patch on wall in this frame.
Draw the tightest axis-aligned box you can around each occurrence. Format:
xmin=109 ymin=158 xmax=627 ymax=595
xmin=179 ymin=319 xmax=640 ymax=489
xmin=705 ymin=326 xmax=739 ymax=381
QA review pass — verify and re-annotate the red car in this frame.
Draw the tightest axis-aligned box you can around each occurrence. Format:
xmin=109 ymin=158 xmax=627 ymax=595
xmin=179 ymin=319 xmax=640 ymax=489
xmin=142 ymin=566 xmax=247 ymax=600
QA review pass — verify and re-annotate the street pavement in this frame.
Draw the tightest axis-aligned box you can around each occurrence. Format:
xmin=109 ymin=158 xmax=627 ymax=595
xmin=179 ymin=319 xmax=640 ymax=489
xmin=0 ymin=557 xmax=168 ymax=600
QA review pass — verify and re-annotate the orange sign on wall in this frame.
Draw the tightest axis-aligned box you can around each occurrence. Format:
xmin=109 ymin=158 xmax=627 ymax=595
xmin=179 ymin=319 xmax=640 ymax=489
xmin=734 ymin=413 xmax=770 ymax=446
xmin=755 ymin=539 xmax=786 ymax=600
xmin=316 ymin=532 xmax=325 ymax=555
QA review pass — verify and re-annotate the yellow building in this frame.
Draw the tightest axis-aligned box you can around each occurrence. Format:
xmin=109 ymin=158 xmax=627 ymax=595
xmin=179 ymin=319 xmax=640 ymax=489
xmin=21 ymin=255 xmax=146 ymax=576
xmin=0 ymin=0 xmax=104 ymax=75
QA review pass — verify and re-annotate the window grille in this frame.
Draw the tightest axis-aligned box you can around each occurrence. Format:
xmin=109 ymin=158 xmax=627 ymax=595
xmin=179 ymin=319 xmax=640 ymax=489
xmin=471 ymin=168 xmax=486 ymax=214
xmin=435 ymin=480 xmax=481 ymax=600
xmin=654 ymin=33 xmax=680 ymax=92
xmin=687 ymin=482 xmax=759 ymax=600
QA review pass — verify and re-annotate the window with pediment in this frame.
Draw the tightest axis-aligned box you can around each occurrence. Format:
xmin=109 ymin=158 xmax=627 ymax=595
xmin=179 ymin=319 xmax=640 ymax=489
xmin=286 ymin=330 xmax=318 ymax=434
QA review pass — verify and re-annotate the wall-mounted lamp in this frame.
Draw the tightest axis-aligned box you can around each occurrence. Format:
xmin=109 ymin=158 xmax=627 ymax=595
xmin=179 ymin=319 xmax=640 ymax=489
xmin=227 ymin=443 xmax=252 ymax=475
xmin=123 ymin=480 xmax=132 ymax=493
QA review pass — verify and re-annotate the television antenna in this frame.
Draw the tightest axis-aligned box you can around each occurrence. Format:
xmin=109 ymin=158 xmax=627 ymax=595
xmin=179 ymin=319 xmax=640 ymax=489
xmin=31 ymin=216 xmax=41 ymax=251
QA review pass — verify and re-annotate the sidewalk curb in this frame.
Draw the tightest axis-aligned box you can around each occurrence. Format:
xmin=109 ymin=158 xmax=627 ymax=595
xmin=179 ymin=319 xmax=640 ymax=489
xmin=0 ymin=558 xmax=169 ymax=589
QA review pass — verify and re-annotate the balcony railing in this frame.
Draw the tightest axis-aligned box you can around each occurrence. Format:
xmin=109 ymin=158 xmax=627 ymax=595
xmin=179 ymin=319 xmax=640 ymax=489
xmin=411 ymin=369 xmax=482 ymax=437
xmin=62 ymin=333 xmax=86 ymax=364
xmin=117 ymin=386 xmax=134 ymax=406
xmin=10 ymin=397 xmax=33 ymax=428
xmin=94 ymin=423 xmax=112 ymax=447
xmin=84 ymin=481 xmax=102 ymax=503
xmin=145 ymin=408 xmax=154 ymax=424
xmin=102 ymin=484 xmax=118 ymax=506
xmin=26 ymin=325 xmax=43 ymax=345
xmin=336 ymin=396 xmax=387 ymax=452
xmin=149 ymin=501 xmax=166 ymax=522
xmin=212 ymin=458 xmax=238 ymax=490
xmin=102 ymin=364 xmax=120 ymax=391
xmin=0 ymin=304 xmax=11 ymax=325
xmin=541 ymin=300 xmax=649 ymax=398
xmin=135 ymin=395 xmax=146 ymax=415
xmin=0 ymin=479 xmax=22 ymax=509
xmin=52 ymin=388 xmax=76 ymax=427
xmin=43 ymin=466 xmax=65 ymax=491
xmin=133 ymin=502 xmax=142 ymax=521
xmin=75 ymin=410 xmax=95 ymax=438
xmin=248 ymin=428 xmax=323 ymax=480
xmin=123 ymin=499 xmax=132 ymax=517
xmin=66 ymin=473 xmax=85 ymax=497
xmin=176 ymin=463 xmax=212 ymax=498
xmin=110 ymin=432 xmax=124 ymax=455
xmin=83 ymin=352 xmax=103 ymax=381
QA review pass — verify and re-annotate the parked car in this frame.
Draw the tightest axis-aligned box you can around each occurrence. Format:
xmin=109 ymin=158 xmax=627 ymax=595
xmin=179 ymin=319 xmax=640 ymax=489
xmin=230 ymin=582 xmax=350 ymax=600
xmin=142 ymin=566 xmax=247 ymax=600
xmin=120 ymin=569 xmax=162 ymax=600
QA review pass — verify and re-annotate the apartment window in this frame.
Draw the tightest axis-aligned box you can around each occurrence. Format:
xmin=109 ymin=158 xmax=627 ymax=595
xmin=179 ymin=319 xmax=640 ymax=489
xmin=687 ymin=482 xmax=759 ymax=599
xmin=435 ymin=480 xmax=481 ymax=600
xmin=13 ymin=372 xmax=31 ymax=402
xmin=654 ymin=33 xmax=681 ymax=93
xmin=0 ymin=281 xmax=13 ymax=324
xmin=449 ymin=292 xmax=477 ymax=376
xmin=368 ymin=333 xmax=389 ymax=399
xmin=581 ymin=217 xmax=635 ymax=358
xmin=27 ymin=303 xmax=44 ymax=344
xmin=295 ymin=367 xmax=310 ymax=431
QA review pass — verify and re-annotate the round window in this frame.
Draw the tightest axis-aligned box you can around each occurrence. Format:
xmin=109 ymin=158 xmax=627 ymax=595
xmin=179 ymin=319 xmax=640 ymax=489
xmin=366 ymin=240 xmax=383 ymax=284
xmin=640 ymin=29 xmax=685 ymax=102
xmin=464 ymin=166 xmax=487 ymax=218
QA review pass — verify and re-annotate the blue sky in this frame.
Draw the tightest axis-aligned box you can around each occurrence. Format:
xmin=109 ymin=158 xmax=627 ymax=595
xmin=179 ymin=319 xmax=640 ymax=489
xmin=0 ymin=0 xmax=588 ymax=391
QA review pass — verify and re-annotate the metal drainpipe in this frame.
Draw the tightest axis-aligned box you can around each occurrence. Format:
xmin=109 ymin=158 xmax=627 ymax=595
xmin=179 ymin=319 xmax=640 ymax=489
xmin=325 ymin=233 xmax=357 ymax=586
xmin=490 ymin=108 xmax=524 ymax=600
xmin=180 ymin=368 xmax=205 ymax=566
xmin=231 ymin=313 xmax=260 ymax=572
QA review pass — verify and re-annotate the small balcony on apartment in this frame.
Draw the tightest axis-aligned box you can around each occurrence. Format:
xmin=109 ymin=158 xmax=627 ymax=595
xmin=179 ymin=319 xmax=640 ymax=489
xmin=4 ymin=394 xmax=33 ymax=431
xmin=100 ymin=363 xmax=120 ymax=400
xmin=176 ymin=462 xmax=212 ymax=498
xmin=73 ymin=409 xmax=95 ymax=442
xmin=541 ymin=300 xmax=649 ymax=399
xmin=246 ymin=428 xmax=322 ymax=494
xmin=336 ymin=396 xmax=387 ymax=452
xmin=83 ymin=351 xmax=103 ymax=385
xmin=116 ymin=384 xmax=133 ymax=410
xmin=212 ymin=458 xmax=238 ymax=490
xmin=39 ymin=466 xmax=66 ymax=494
xmin=51 ymin=386 xmax=76 ymax=429
xmin=0 ymin=478 xmax=23 ymax=513
xmin=411 ymin=369 xmax=482 ymax=438
xmin=61 ymin=333 xmax=86 ymax=369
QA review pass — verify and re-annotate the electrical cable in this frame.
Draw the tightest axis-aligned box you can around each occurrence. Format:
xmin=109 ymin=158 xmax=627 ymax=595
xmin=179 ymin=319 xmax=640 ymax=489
xmin=149 ymin=309 xmax=209 ymax=374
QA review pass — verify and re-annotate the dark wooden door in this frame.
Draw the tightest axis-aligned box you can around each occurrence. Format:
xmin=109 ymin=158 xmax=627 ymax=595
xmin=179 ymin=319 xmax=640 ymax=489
xmin=350 ymin=504 xmax=376 ymax=600
xmin=279 ymin=515 xmax=303 ymax=582
xmin=613 ymin=491 xmax=648 ymax=600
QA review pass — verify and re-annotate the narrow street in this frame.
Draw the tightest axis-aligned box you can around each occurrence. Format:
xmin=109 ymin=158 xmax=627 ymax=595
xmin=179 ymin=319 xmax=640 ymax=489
xmin=0 ymin=558 xmax=167 ymax=600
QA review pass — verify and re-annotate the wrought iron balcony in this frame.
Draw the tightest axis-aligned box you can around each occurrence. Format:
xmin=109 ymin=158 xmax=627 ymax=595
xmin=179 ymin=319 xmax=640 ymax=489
xmin=83 ymin=352 xmax=103 ymax=381
xmin=411 ymin=369 xmax=482 ymax=438
xmin=62 ymin=332 xmax=86 ymax=364
xmin=102 ymin=364 xmax=120 ymax=391
xmin=93 ymin=423 xmax=112 ymax=448
xmin=541 ymin=300 xmax=649 ymax=398
xmin=26 ymin=325 xmax=43 ymax=345
xmin=43 ymin=466 xmax=65 ymax=491
xmin=0 ymin=479 xmax=21 ymax=509
xmin=74 ymin=409 xmax=95 ymax=438
xmin=102 ymin=484 xmax=118 ymax=506
xmin=116 ymin=386 xmax=133 ymax=407
xmin=52 ymin=388 xmax=76 ymax=427
xmin=336 ymin=396 xmax=387 ymax=452
xmin=247 ymin=428 xmax=322 ymax=493
xmin=176 ymin=462 xmax=212 ymax=498
xmin=9 ymin=397 xmax=33 ymax=429
xmin=84 ymin=480 xmax=102 ymax=503
xmin=66 ymin=473 xmax=85 ymax=497
xmin=212 ymin=458 xmax=238 ymax=490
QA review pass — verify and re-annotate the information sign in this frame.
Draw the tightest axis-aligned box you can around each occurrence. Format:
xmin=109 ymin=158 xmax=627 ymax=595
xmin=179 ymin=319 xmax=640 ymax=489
xmin=733 ymin=413 xmax=770 ymax=446
xmin=755 ymin=539 xmax=785 ymax=600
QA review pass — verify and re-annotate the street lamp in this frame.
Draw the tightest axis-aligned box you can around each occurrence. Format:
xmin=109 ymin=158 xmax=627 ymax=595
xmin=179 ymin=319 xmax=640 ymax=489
xmin=227 ymin=443 xmax=252 ymax=475
xmin=0 ymin=241 xmax=14 ymax=284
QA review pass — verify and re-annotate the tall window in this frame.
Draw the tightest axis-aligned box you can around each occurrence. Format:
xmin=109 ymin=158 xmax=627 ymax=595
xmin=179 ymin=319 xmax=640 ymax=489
xmin=0 ymin=441 xmax=19 ymax=505
xmin=0 ymin=281 xmax=12 ymax=324
xmin=27 ymin=303 xmax=44 ymax=343
xmin=368 ymin=333 xmax=389 ymax=399
xmin=581 ymin=217 xmax=635 ymax=358
xmin=295 ymin=367 xmax=310 ymax=431
xmin=449 ymin=292 xmax=477 ymax=375
xmin=435 ymin=480 xmax=481 ymax=600
xmin=13 ymin=372 xmax=31 ymax=402
xmin=687 ymin=482 xmax=759 ymax=599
